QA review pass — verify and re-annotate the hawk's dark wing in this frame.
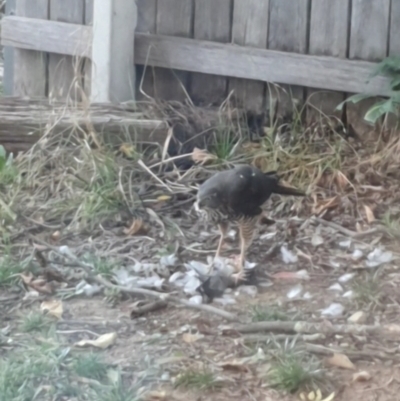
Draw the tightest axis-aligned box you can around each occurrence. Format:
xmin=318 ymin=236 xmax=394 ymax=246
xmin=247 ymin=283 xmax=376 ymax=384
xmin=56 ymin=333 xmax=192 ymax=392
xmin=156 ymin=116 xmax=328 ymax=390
xmin=224 ymin=165 xmax=278 ymax=216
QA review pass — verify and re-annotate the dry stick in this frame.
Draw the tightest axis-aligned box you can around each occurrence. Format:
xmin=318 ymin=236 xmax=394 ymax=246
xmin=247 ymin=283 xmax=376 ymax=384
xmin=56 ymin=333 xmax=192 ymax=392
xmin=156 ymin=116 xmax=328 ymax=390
xmin=130 ymin=300 xmax=168 ymax=318
xmin=229 ymin=320 xmax=399 ymax=337
xmin=303 ymin=343 xmax=400 ymax=362
xmin=29 ymin=236 xmax=238 ymax=322
xmin=243 ymin=335 xmax=400 ymax=362
xmin=312 ymin=217 xmax=381 ymax=238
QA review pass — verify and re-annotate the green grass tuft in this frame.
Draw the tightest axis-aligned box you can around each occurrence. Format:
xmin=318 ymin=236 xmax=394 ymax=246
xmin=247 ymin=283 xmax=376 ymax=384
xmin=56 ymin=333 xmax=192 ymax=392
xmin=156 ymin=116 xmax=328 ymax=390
xmin=269 ymin=353 xmax=319 ymax=393
xmin=251 ymin=305 xmax=290 ymax=322
xmin=174 ymin=369 xmax=221 ymax=391
xmin=73 ymin=353 xmax=108 ymax=381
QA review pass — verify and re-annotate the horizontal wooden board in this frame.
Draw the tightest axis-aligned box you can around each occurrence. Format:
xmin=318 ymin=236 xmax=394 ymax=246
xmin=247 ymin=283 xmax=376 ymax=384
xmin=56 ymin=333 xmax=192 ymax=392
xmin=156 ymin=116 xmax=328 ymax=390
xmin=1 ymin=16 xmax=392 ymax=96
xmin=1 ymin=16 xmax=92 ymax=58
xmin=135 ymin=34 xmax=390 ymax=96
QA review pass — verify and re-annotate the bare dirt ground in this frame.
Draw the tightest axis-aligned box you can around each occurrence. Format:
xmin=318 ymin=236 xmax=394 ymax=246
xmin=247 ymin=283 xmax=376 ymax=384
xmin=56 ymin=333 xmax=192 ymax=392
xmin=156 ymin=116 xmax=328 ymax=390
xmin=2 ymin=102 xmax=400 ymax=401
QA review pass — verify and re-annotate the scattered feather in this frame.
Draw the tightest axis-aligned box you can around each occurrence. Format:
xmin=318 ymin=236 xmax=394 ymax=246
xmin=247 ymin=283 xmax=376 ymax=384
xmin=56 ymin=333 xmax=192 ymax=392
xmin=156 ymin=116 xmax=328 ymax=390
xmin=338 ymin=273 xmax=355 ymax=283
xmin=160 ymin=253 xmax=178 ymax=267
xmin=281 ymin=245 xmax=298 ymax=264
xmin=185 ymin=260 xmax=210 ymax=276
xmin=260 ymin=232 xmax=277 ymax=240
xmin=329 ymin=259 xmax=341 ymax=269
xmin=321 ymin=303 xmax=344 ymax=317
xmin=287 ymin=284 xmax=303 ymax=299
xmin=311 ymin=232 xmax=324 ymax=247
xmin=237 ymin=285 xmax=258 ymax=297
xmin=183 ymin=276 xmax=202 ymax=295
xmin=339 ymin=240 xmax=351 ymax=249
xmin=342 ymin=290 xmax=354 ymax=298
xmin=214 ymin=294 xmax=236 ymax=305
xmin=81 ymin=283 xmax=102 ymax=296
xmin=366 ymin=248 xmax=393 ymax=268
xmin=188 ymin=295 xmax=203 ymax=305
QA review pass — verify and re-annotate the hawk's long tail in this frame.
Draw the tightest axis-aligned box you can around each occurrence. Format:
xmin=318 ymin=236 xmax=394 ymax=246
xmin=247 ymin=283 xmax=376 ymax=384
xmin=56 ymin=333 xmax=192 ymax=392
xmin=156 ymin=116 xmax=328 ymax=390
xmin=264 ymin=171 xmax=306 ymax=197
xmin=272 ymin=185 xmax=306 ymax=197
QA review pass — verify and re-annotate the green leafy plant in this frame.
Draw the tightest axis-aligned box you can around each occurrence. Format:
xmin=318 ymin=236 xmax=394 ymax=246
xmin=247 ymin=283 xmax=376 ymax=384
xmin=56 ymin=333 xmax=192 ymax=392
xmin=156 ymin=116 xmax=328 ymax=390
xmin=0 ymin=145 xmax=6 ymax=171
xmin=337 ymin=56 xmax=400 ymax=124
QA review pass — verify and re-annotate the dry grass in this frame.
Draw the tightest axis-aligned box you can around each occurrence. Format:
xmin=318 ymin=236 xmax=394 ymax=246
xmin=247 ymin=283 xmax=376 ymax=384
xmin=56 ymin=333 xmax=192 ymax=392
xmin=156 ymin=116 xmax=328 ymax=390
xmin=1 ymin=93 xmax=400 ymax=272
xmin=1 ymin=90 xmax=400 ymax=400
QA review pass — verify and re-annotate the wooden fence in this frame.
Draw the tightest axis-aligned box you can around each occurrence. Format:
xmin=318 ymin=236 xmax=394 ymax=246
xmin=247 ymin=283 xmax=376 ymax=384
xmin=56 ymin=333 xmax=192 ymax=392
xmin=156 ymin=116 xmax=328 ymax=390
xmin=1 ymin=0 xmax=398 ymax=127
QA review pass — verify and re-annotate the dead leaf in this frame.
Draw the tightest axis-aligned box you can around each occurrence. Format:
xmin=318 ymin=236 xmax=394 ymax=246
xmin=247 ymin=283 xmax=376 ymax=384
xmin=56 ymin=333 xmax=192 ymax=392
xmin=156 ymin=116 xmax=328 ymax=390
xmin=191 ymin=147 xmax=217 ymax=165
xmin=321 ymin=393 xmax=335 ymax=401
xmin=300 ymin=391 xmax=324 ymax=401
xmin=123 ymin=218 xmax=146 ymax=236
xmin=315 ymin=389 xmax=323 ymax=401
xmin=182 ymin=333 xmax=203 ymax=343
xmin=143 ymin=391 xmax=167 ymax=401
xmin=363 ymin=205 xmax=375 ymax=223
xmin=218 ymin=360 xmax=250 ymax=373
xmin=20 ymin=272 xmax=34 ymax=285
xmin=157 ymin=195 xmax=171 ymax=202
xmin=335 ymin=171 xmax=350 ymax=190
xmin=31 ymin=279 xmax=54 ymax=294
xmin=21 ymin=274 xmax=54 ymax=294
xmin=40 ymin=299 xmax=63 ymax=319
xmin=119 ymin=143 xmax=136 ymax=158
xmin=50 ymin=231 xmax=61 ymax=242
xmin=326 ymin=353 xmax=356 ymax=370
xmin=311 ymin=195 xmax=340 ymax=215
xmin=43 ymin=268 xmax=65 ymax=283
xmin=75 ymin=332 xmax=117 ymax=349
xmin=352 ymin=371 xmax=371 ymax=382
xmin=386 ymin=324 xmax=400 ymax=333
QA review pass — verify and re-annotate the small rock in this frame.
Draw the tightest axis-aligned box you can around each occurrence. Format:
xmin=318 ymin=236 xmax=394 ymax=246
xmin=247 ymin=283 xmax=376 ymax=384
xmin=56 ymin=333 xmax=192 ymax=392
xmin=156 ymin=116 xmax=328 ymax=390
xmin=352 ymin=371 xmax=371 ymax=382
xmin=237 ymin=285 xmax=258 ymax=297
xmin=328 ymin=283 xmax=344 ymax=292
xmin=348 ymin=311 xmax=367 ymax=324
xmin=352 ymin=249 xmax=363 ymax=260
xmin=338 ymin=273 xmax=355 ymax=283
xmin=343 ymin=290 xmax=354 ymax=298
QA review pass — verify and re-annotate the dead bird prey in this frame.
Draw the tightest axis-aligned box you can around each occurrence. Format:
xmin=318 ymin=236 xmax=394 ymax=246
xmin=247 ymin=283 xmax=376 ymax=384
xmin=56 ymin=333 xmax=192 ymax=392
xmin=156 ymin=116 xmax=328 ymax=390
xmin=194 ymin=164 xmax=306 ymax=281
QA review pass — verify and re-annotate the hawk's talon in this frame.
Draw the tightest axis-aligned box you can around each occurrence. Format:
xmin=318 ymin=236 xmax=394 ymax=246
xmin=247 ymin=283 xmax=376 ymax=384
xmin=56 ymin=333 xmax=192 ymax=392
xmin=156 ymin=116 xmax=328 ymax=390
xmin=231 ymin=270 xmax=248 ymax=286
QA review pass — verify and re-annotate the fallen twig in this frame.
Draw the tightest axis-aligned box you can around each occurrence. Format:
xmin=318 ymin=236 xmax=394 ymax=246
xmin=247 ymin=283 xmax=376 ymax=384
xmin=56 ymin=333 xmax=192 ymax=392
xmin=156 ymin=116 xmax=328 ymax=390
xmin=130 ymin=300 xmax=168 ymax=318
xmin=29 ymin=236 xmax=238 ymax=322
xmin=303 ymin=342 xmax=400 ymax=362
xmin=226 ymin=320 xmax=400 ymax=337
xmin=313 ymin=217 xmax=381 ymax=238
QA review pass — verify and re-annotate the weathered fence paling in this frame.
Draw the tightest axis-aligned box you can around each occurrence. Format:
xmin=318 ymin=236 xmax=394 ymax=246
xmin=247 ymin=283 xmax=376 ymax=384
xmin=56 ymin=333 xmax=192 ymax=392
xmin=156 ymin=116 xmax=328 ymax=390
xmin=1 ymin=0 xmax=398 ymax=119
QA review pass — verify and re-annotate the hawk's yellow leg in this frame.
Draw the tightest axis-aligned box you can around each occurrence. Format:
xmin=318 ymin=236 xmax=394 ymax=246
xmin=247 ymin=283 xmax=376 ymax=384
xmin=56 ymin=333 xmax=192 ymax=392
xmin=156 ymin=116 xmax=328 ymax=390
xmin=232 ymin=217 xmax=259 ymax=283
